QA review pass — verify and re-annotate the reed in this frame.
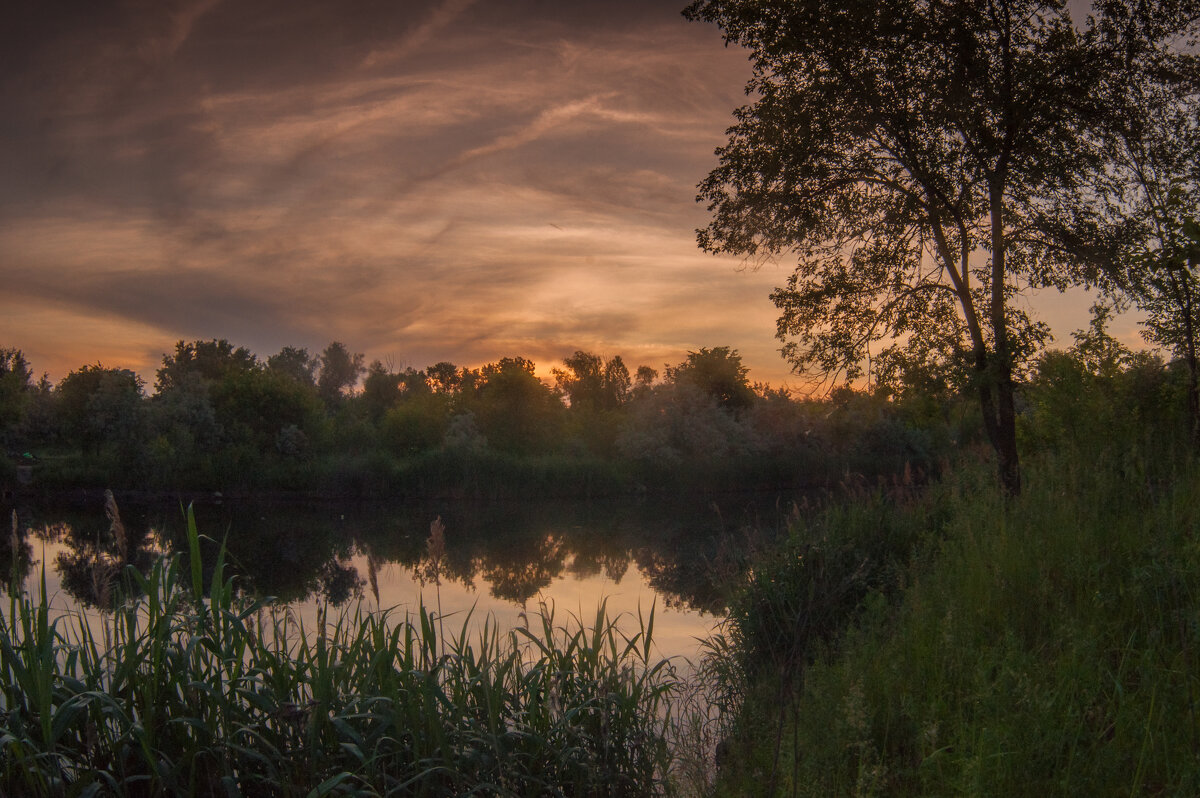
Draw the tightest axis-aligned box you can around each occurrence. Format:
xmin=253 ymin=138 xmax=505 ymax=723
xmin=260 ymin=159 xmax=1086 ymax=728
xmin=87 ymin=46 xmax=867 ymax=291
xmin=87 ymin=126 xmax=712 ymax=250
xmin=0 ymin=509 xmax=683 ymax=796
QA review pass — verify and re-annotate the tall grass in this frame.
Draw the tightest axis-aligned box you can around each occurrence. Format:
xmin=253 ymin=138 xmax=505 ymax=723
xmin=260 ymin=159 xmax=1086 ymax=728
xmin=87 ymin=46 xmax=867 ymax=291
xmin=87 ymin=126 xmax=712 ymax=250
xmin=0 ymin=509 xmax=682 ymax=796
xmin=707 ymin=447 xmax=1200 ymax=796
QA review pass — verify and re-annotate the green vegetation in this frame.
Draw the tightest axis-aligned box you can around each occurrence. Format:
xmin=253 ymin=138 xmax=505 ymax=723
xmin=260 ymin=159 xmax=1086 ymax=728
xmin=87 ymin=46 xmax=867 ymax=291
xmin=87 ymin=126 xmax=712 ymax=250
xmin=0 ymin=513 xmax=680 ymax=796
xmin=684 ymin=0 xmax=1198 ymax=496
xmin=0 ymin=341 xmax=953 ymax=499
xmin=700 ymin=317 xmax=1200 ymax=795
xmin=4 ymin=4 xmax=1198 ymax=791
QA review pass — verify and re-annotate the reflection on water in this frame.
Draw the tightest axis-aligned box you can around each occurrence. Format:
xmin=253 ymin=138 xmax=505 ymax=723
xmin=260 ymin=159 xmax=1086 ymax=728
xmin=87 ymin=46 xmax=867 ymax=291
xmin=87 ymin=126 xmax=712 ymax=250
xmin=3 ymin=491 xmax=798 ymax=662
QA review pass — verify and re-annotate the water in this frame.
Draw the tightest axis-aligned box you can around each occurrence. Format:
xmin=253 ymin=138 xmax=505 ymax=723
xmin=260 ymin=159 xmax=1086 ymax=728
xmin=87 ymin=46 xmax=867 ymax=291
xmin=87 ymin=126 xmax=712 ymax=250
xmin=2 ymin=491 xmax=797 ymax=665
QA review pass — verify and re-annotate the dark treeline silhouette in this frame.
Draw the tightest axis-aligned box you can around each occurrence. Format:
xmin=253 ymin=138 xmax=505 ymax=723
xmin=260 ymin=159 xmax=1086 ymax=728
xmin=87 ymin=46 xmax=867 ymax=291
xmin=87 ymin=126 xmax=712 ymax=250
xmin=0 ymin=325 xmax=1192 ymax=498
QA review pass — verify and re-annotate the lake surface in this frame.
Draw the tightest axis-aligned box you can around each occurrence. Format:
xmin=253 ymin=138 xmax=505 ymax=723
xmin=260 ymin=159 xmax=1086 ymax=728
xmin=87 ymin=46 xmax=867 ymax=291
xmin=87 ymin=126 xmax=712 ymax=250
xmin=2 ymin=490 xmax=802 ymax=666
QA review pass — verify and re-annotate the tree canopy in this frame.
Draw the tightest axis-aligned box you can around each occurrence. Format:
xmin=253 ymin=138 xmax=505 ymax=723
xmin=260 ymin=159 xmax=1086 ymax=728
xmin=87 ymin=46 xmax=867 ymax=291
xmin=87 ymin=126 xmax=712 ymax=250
xmin=684 ymin=0 xmax=1200 ymax=494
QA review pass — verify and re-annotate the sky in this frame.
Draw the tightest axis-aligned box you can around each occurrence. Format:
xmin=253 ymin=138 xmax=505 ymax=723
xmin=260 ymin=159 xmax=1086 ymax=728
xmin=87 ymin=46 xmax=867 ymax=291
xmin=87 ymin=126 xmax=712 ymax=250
xmin=0 ymin=0 xmax=1130 ymax=390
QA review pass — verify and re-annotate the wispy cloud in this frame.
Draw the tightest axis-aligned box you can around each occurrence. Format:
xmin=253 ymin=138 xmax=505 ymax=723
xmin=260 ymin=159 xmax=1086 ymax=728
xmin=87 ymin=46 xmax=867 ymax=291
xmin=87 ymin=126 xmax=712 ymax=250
xmin=1 ymin=1 xmax=813 ymax=386
xmin=360 ymin=0 xmax=479 ymax=68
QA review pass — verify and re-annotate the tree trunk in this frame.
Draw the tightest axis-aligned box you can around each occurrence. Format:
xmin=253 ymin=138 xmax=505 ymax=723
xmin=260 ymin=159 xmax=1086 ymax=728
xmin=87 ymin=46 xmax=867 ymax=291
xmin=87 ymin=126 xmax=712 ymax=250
xmin=988 ymin=179 xmax=1022 ymax=497
xmin=994 ymin=367 xmax=1022 ymax=497
xmin=1182 ymin=279 xmax=1200 ymax=448
xmin=975 ymin=357 xmax=1022 ymax=497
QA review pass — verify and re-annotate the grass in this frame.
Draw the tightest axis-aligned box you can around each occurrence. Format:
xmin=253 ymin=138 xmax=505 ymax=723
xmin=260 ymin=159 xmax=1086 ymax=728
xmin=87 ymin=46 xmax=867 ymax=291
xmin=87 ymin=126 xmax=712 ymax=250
xmin=0 ymin=508 xmax=684 ymax=796
xmin=707 ymin=444 xmax=1200 ymax=796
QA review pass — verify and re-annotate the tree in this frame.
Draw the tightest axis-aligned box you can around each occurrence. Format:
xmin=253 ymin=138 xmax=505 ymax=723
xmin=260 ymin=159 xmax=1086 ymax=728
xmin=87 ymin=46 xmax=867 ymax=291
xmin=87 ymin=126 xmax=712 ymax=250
xmin=56 ymin=365 xmax=145 ymax=456
xmin=266 ymin=346 xmax=318 ymax=386
xmin=210 ymin=368 xmax=324 ymax=452
xmin=156 ymin=339 xmax=258 ymax=393
xmin=1131 ymin=189 xmax=1200 ymax=441
xmin=552 ymin=351 xmax=631 ymax=411
xmin=470 ymin=357 xmax=563 ymax=454
xmin=666 ymin=346 xmax=755 ymax=411
xmin=0 ymin=348 xmax=33 ymax=443
xmin=426 ymin=362 xmax=462 ymax=394
xmin=317 ymin=341 xmax=365 ymax=405
xmin=684 ymin=0 xmax=1200 ymax=495
xmin=361 ymin=360 xmax=402 ymax=420
xmin=1093 ymin=50 xmax=1200 ymax=442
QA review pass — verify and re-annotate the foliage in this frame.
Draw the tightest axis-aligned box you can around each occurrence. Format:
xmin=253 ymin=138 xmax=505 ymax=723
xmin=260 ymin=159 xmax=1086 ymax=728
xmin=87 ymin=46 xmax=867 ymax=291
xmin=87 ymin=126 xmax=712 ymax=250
xmin=617 ymin=381 xmax=763 ymax=468
xmin=711 ymin=448 xmax=1200 ymax=797
xmin=381 ymin=391 xmax=453 ymax=454
xmin=0 ymin=514 xmax=682 ymax=796
xmin=266 ymin=345 xmax=318 ymax=386
xmin=666 ymin=347 xmax=754 ymax=412
xmin=1124 ymin=184 xmax=1200 ymax=440
xmin=209 ymin=366 xmax=325 ymax=452
xmin=156 ymin=339 xmax=258 ymax=393
xmin=6 ymin=338 xmax=973 ymax=495
xmin=703 ymin=337 xmax=1199 ymax=796
xmin=553 ymin=350 xmax=631 ymax=412
xmin=426 ymin=361 xmax=462 ymax=394
xmin=684 ymin=0 xmax=1200 ymax=494
xmin=0 ymin=347 xmax=32 ymax=445
xmin=467 ymin=357 xmax=564 ymax=455
xmin=317 ymin=341 xmax=365 ymax=406
xmin=1021 ymin=304 xmax=1185 ymax=455
xmin=55 ymin=365 xmax=145 ymax=457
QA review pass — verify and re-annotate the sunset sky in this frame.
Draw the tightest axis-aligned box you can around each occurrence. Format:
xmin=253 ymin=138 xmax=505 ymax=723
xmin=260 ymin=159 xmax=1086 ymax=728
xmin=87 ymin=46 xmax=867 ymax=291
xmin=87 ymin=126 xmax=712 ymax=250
xmin=1 ymin=0 xmax=1130 ymax=389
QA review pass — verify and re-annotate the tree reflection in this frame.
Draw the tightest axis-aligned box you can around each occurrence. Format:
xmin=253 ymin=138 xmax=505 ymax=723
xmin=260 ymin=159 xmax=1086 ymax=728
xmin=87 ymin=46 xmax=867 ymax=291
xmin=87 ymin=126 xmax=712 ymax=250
xmin=481 ymin=533 xmax=569 ymax=604
xmin=50 ymin=515 xmax=164 ymax=610
xmin=177 ymin=509 xmax=363 ymax=606
xmin=26 ymin=491 xmax=793 ymax=617
xmin=1 ymin=510 xmax=34 ymax=593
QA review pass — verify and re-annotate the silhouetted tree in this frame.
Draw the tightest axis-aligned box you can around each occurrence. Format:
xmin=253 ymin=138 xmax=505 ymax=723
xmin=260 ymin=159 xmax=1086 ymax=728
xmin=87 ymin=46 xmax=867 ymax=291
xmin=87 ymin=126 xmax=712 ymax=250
xmin=1081 ymin=23 xmax=1200 ymax=442
xmin=553 ymin=351 xmax=631 ymax=411
xmin=398 ymin=367 xmax=430 ymax=396
xmin=470 ymin=357 xmax=562 ymax=454
xmin=317 ymin=341 xmax=365 ymax=406
xmin=361 ymin=360 xmax=401 ymax=420
xmin=210 ymin=367 xmax=324 ymax=451
xmin=666 ymin=347 xmax=755 ymax=411
xmin=426 ymin=361 xmax=462 ymax=393
xmin=684 ymin=0 xmax=1200 ymax=495
xmin=156 ymin=339 xmax=257 ymax=393
xmin=266 ymin=346 xmax=318 ymax=386
xmin=1133 ymin=193 xmax=1200 ymax=441
xmin=631 ymin=365 xmax=658 ymax=399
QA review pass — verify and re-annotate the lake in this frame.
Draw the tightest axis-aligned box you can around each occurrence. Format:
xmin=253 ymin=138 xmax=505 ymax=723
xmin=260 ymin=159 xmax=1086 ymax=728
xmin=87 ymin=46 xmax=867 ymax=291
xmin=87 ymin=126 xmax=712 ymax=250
xmin=2 ymin=490 xmax=802 ymax=667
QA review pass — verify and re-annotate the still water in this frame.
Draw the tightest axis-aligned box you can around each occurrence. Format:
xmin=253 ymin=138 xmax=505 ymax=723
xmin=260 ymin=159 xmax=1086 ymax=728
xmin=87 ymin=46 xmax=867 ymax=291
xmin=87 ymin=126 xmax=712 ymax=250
xmin=3 ymin=491 xmax=798 ymax=665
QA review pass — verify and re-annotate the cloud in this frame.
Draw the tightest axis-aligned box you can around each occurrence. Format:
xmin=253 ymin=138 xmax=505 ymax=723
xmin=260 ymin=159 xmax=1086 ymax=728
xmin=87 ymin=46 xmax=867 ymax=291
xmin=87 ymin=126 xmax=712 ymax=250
xmin=2 ymin=0 xmax=815 ymax=387
xmin=360 ymin=0 xmax=479 ymax=68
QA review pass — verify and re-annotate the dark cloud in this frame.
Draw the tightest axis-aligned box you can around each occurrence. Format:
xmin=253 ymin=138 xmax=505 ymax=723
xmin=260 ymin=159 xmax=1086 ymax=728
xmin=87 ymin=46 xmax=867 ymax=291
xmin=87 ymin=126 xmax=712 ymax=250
xmin=1 ymin=0 xmax=819 ymax=386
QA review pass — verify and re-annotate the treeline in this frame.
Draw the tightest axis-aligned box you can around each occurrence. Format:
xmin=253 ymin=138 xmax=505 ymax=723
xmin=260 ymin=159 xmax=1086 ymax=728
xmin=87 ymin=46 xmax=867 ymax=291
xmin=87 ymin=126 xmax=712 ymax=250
xmin=3 ymin=310 xmax=1194 ymax=499
xmin=0 ymin=341 xmax=959 ymax=497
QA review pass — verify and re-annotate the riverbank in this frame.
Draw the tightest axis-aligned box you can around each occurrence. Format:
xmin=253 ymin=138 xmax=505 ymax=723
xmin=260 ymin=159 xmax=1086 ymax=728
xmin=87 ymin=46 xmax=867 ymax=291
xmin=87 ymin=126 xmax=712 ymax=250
xmin=706 ymin=441 xmax=1200 ymax=796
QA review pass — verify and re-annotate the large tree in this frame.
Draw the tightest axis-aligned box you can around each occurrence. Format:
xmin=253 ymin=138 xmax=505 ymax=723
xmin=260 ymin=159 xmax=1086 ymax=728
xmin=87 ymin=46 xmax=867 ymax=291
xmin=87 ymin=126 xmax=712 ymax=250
xmin=684 ymin=0 xmax=1200 ymax=494
xmin=1089 ymin=26 xmax=1200 ymax=444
